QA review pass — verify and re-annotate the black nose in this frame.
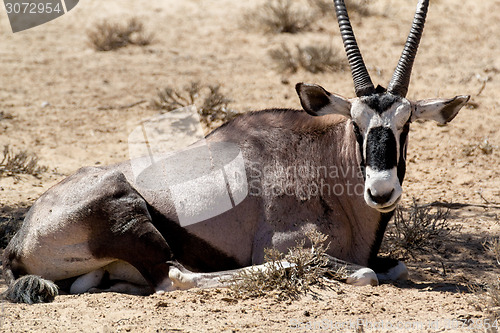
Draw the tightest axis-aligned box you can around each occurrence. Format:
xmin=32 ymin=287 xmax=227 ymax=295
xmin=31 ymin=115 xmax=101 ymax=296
xmin=368 ymin=189 xmax=394 ymax=204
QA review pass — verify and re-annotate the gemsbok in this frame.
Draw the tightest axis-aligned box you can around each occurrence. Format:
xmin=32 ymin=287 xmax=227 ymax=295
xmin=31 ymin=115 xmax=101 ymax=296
xmin=3 ymin=0 xmax=469 ymax=304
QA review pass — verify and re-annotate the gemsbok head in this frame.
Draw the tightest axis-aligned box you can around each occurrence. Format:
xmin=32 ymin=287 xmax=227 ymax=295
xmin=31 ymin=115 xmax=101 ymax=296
xmin=297 ymin=0 xmax=469 ymax=213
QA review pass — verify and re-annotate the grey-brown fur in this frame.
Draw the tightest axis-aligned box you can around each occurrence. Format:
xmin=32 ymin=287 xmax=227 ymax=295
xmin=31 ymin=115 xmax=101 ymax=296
xmin=2 ymin=110 xmax=388 ymax=303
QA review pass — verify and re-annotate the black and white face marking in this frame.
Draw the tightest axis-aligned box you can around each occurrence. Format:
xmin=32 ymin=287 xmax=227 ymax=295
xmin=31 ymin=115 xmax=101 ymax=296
xmin=296 ymin=83 xmax=469 ymax=212
xmin=351 ymin=94 xmax=412 ymax=212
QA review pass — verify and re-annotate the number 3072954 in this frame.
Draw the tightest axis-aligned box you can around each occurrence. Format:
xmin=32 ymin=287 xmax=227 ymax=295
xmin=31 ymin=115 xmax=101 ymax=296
xmin=5 ymin=2 xmax=63 ymax=14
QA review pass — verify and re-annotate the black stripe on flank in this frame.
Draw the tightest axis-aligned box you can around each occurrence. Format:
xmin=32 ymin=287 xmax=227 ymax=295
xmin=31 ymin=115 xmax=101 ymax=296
xmin=146 ymin=204 xmax=241 ymax=273
xmin=366 ymin=126 xmax=398 ymax=171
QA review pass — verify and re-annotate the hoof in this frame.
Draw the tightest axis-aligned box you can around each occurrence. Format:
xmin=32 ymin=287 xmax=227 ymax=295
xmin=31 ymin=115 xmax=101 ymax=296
xmin=70 ymin=269 xmax=105 ymax=294
xmin=346 ymin=268 xmax=379 ymax=286
xmin=377 ymin=261 xmax=409 ymax=281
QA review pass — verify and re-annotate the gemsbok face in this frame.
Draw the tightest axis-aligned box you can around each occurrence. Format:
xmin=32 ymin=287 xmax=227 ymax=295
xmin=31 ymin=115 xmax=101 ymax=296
xmin=297 ymin=0 xmax=469 ymax=212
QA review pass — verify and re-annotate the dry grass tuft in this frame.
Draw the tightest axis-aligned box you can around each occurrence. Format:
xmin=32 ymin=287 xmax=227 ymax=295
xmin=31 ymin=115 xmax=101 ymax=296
xmin=269 ymin=43 xmax=345 ymax=73
xmin=486 ymin=279 xmax=500 ymax=319
xmin=268 ymin=44 xmax=297 ymax=73
xmin=382 ymin=199 xmax=461 ymax=259
xmin=0 ymin=111 xmax=14 ymax=121
xmin=151 ymin=82 xmax=240 ymax=128
xmin=485 ymin=238 xmax=500 ymax=318
xmin=246 ymin=0 xmax=370 ymax=34
xmin=469 ymin=238 xmax=500 ymax=323
xmin=229 ymin=230 xmax=347 ymax=300
xmin=88 ymin=18 xmax=153 ymax=51
xmin=486 ymin=238 xmax=500 ymax=266
xmin=247 ymin=0 xmax=313 ymax=34
xmin=0 ymin=145 xmax=47 ymax=179
xmin=462 ymin=138 xmax=496 ymax=156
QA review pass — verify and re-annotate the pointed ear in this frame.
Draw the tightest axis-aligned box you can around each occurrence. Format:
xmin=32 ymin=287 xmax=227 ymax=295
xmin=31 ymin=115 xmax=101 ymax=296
xmin=412 ymin=95 xmax=470 ymax=124
xmin=295 ymin=83 xmax=351 ymax=117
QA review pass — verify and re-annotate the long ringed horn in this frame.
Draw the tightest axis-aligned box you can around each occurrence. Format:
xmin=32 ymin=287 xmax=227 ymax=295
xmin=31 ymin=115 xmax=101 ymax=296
xmin=334 ymin=0 xmax=374 ymax=97
xmin=387 ymin=0 xmax=430 ymax=97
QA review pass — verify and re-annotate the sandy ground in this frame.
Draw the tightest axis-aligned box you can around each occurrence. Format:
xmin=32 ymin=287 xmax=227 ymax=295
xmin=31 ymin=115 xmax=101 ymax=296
xmin=0 ymin=0 xmax=499 ymax=331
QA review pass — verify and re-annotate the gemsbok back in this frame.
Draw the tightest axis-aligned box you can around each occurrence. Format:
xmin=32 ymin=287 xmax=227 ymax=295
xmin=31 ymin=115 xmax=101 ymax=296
xmin=3 ymin=0 xmax=469 ymax=303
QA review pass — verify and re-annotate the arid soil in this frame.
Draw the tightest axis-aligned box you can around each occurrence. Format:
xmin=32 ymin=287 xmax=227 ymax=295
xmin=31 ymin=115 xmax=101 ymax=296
xmin=0 ymin=0 xmax=499 ymax=332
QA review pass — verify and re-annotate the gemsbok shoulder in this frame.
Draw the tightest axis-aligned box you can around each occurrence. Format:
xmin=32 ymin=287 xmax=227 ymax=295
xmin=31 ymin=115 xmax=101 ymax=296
xmin=3 ymin=0 xmax=469 ymax=304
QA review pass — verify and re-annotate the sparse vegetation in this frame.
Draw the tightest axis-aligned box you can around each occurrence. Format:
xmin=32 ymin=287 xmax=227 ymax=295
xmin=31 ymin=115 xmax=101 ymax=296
xmin=485 ymin=238 xmax=500 ymax=319
xmin=88 ymin=18 xmax=153 ymax=51
xmin=229 ymin=230 xmax=347 ymax=300
xmin=486 ymin=238 xmax=500 ymax=266
xmin=151 ymin=82 xmax=240 ymax=128
xmin=382 ymin=199 xmax=461 ymax=258
xmin=269 ymin=43 xmax=346 ymax=73
xmin=0 ymin=111 xmax=14 ymax=121
xmin=463 ymin=138 xmax=496 ymax=156
xmin=469 ymin=238 xmax=500 ymax=323
xmin=247 ymin=0 xmax=313 ymax=34
xmin=0 ymin=145 xmax=47 ymax=179
xmin=246 ymin=0 xmax=371 ymax=34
